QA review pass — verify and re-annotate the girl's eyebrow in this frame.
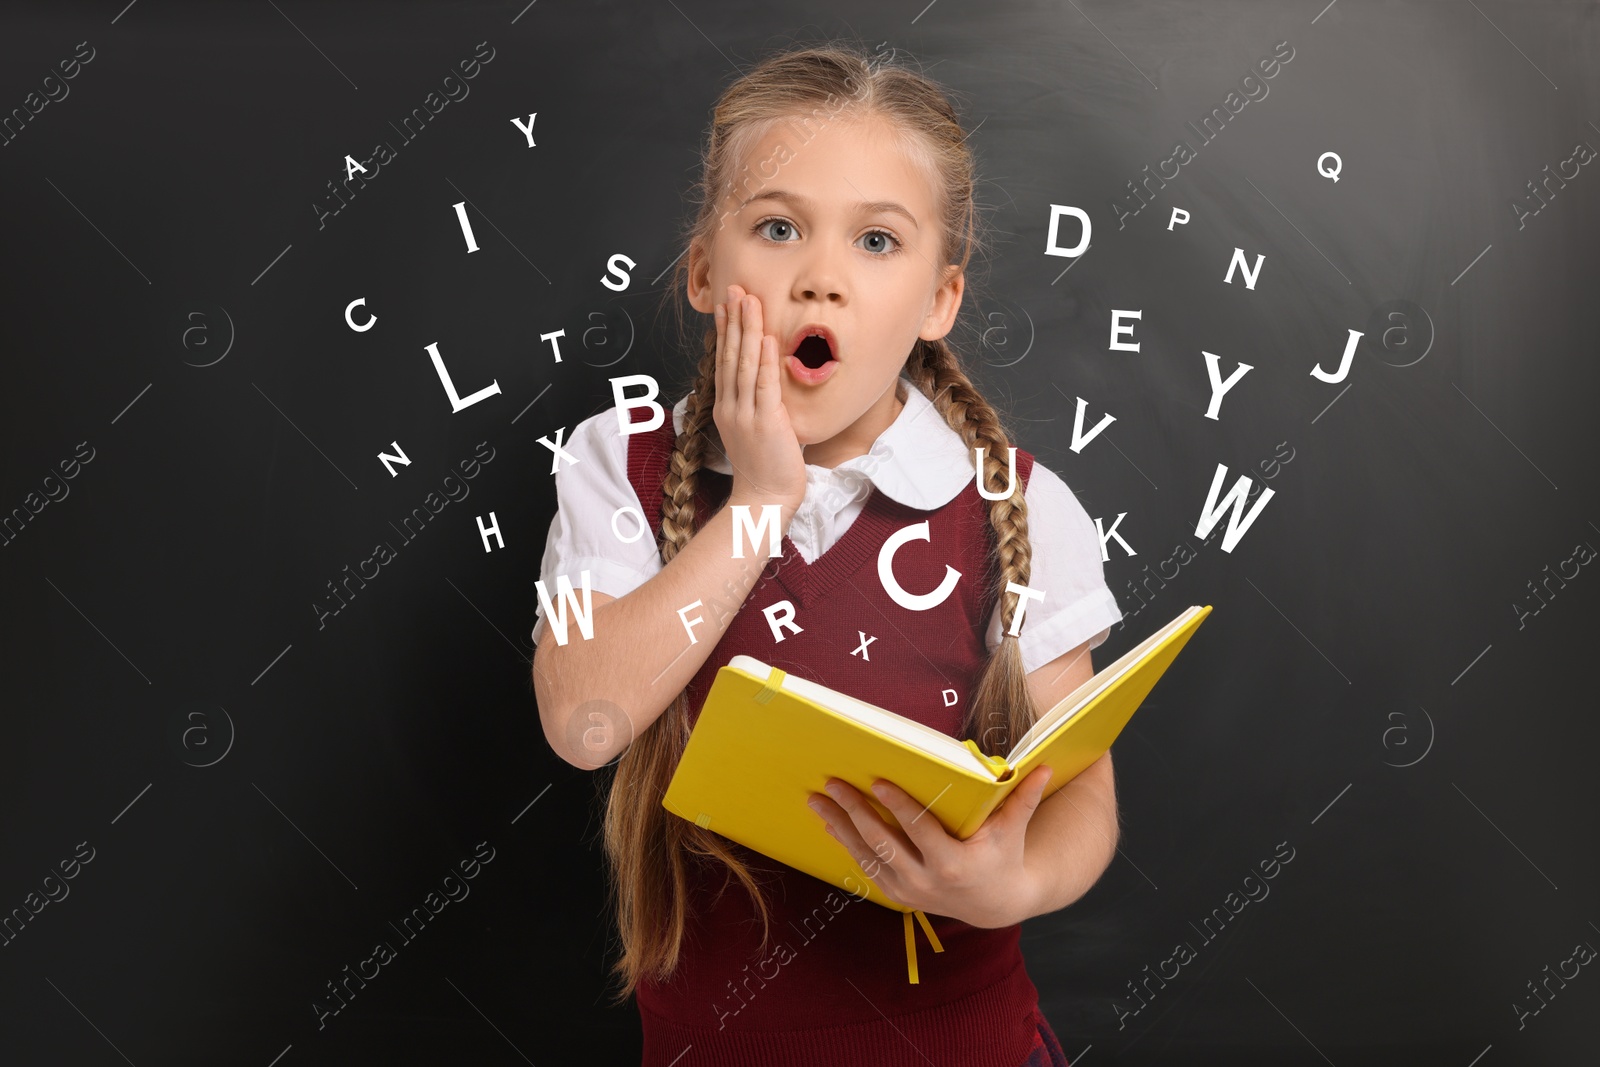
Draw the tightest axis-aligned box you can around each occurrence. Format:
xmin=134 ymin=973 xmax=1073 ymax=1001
xmin=739 ymin=188 xmax=920 ymax=230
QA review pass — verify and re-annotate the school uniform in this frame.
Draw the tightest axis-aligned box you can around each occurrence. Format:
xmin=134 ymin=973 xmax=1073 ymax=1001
xmin=533 ymin=375 xmax=1122 ymax=1066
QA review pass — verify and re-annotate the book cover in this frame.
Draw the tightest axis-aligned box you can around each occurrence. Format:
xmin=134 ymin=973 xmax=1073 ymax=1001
xmin=662 ymin=605 xmax=1213 ymax=913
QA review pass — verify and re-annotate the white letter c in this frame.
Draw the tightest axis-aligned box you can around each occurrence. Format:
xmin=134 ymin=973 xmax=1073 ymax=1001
xmin=878 ymin=521 xmax=961 ymax=611
xmin=345 ymin=298 xmax=376 ymax=332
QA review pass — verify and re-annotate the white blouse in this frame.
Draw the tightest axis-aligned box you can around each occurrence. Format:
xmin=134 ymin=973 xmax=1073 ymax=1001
xmin=531 ymin=375 xmax=1123 ymax=675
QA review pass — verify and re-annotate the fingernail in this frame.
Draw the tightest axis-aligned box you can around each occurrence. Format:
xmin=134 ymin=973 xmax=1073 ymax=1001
xmin=807 ymin=799 xmax=823 ymax=814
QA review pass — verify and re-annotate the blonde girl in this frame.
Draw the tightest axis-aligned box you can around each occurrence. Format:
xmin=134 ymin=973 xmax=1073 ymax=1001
xmin=533 ymin=40 xmax=1123 ymax=1067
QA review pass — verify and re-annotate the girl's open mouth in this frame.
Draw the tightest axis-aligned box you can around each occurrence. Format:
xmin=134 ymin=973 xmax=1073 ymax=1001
xmin=786 ymin=326 xmax=839 ymax=385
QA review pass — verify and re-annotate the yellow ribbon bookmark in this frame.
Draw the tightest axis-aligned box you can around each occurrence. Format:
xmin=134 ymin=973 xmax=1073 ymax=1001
xmin=753 ymin=667 xmax=787 ymax=702
xmin=902 ymin=909 xmax=945 ymax=983
xmin=959 ymin=738 xmax=1014 ymax=781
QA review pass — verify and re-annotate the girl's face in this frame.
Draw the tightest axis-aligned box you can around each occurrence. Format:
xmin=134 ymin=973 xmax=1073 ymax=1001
xmin=687 ymin=111 xmax=964 ymax=468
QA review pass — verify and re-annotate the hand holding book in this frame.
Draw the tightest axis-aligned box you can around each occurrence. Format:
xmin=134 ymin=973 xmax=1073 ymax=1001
xmin=806 ymin=763 xmax=1059 ymax=929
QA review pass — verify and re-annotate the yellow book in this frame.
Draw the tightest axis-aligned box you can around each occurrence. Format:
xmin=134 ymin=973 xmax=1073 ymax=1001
xmin=662 ymin=604 xmax=1213 ymax=983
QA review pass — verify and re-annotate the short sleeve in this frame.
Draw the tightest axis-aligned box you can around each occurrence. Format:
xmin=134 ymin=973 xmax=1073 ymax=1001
xmin=985 ymin=462 xmax=1124 ymax=674
xmin=530 ymin=407 xmax=664 ymax=645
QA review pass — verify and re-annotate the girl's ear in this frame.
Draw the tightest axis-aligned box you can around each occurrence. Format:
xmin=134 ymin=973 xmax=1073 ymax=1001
xmin=919 ymin=264 xmax=965 ymax=342
xmin=686 ymin=240 xmax=714 ymax=314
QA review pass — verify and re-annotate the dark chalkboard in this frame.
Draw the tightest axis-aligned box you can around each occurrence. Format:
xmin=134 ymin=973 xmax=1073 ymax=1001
xmin=2 ymin=1 xmax=1596 ymax=1063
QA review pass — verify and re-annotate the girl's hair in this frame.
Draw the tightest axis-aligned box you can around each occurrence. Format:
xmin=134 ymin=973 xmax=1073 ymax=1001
xmin=600 ymin=40 xmax=1041 ymax=1002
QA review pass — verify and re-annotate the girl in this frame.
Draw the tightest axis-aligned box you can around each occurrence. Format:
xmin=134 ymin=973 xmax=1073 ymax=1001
xmin=531 ymin=41 xmax=1123 ymax=1067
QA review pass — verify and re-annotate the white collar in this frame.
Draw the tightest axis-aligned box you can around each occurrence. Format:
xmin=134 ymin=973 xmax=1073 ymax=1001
xmin=670 ymin=375 xmax=975 ymax=511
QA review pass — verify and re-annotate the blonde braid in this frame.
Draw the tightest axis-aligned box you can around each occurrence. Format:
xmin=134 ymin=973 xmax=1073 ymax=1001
xmin=657 ymin=330 xmax=719 ymax=568
xmin=904 ymin=337 xmax=1041 ymax=755
xmin=599 ymin=328 xmax=779 ymax=1003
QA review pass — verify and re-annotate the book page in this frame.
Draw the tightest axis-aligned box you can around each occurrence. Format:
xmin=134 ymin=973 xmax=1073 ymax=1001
xmin=727 ymin=656 xmax=991 ymax=776
xmin=1005 ymin=606 xmax=1201 ymax=763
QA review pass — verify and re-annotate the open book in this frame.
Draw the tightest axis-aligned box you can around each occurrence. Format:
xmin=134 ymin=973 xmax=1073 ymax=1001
xmin=662 ymin=605 xmax=1212 ymax=942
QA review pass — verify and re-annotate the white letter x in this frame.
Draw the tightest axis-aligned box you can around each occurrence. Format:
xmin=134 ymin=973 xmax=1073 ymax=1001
xmin=537 ymin=426 xmax=580 ymax=474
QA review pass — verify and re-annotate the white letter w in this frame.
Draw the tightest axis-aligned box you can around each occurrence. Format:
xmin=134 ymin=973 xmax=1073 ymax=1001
xmin=1194 ymin=463 xmax=1274 ymax=553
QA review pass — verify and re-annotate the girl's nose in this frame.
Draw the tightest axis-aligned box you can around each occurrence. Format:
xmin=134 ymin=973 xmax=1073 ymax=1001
xmin=796 ymin=273 xmax=847 ymax=304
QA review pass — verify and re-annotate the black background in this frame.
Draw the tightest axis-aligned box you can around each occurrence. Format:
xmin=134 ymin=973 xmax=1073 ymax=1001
xmin=2 ymin=1 xmax=1597 ymax=1064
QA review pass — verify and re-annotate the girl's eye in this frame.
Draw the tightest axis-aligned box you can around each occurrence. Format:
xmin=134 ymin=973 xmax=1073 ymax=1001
xmin=858 ymin=230 xmax=900 ymax=255
xmin=751 ymin=217 xmax=902 ymax=256
xmin=754 ymin=217 xmax=799 ymax=243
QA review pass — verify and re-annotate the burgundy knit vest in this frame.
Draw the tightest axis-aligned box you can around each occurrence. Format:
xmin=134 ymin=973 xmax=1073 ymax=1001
xmin=623 ymin=405 xmax=1045 ymax=1067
